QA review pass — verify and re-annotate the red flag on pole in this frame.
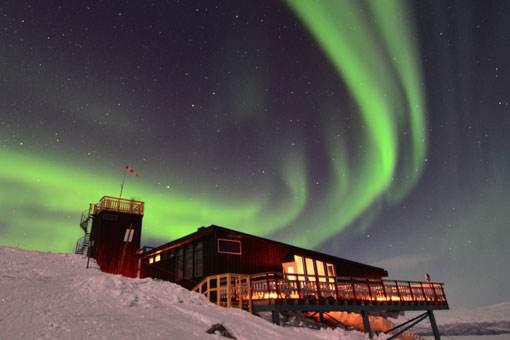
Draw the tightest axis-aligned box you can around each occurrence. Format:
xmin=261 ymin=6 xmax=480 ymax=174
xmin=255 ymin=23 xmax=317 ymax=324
xmin=120 ymin=165 xmax=139 ymax=198
xmin=124 ymin=165 xmax=140 ymax=176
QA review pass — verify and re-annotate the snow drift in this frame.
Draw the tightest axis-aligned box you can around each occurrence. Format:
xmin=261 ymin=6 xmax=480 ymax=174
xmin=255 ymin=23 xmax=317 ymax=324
xmin=410 ymin=303 xmax=510 ymax=337
xmin=2 ymin=246 xmax=509 ymax=339
xmin=0 ymin=247 xmax=369 ymax=339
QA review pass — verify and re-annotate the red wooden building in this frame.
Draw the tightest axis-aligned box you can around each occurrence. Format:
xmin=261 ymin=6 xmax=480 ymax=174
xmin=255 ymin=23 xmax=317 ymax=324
xmin=140 ymin=224 xmax=388 ymax=289
xmin=77 ymin=196 xmax=448 ymax=339
xmin=77 ymin=196 xmax=144 ymax=278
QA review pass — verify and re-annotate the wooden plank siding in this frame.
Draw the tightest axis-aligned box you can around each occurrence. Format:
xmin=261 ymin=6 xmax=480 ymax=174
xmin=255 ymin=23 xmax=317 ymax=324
xmin=90 ymin=210 xmax=143 ymax=278
xmin=140 ymin=225 xmax=388 ymax=289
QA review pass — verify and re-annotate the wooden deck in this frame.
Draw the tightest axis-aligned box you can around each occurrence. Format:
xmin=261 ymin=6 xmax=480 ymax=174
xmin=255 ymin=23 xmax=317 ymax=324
xmin=193 ymin=272 xmax=448 ymax=339
xmin=193 ymin=271 xmax=448 ymax=313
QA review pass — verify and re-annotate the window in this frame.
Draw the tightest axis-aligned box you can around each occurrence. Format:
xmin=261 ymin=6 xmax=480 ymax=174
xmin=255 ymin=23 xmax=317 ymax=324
xmin=217 ymin=239 xmax=241 ymax=255
xmin=291 ymin=255 xmax=335 ymax=283
xmin=154 ymin=254 xmax=161 ymax=262
xmin=327 ymin=263 xmax=336 ymax=283
xmin=294 ymin=255 xmax=305 ymax=281
xmin=184 ymin=244 xmax=193 ymax=280
xmin=327 ymin=263 xmax=335 ymax=277
xmin=176 ymin=248 xmax=184 ymax=281
xmin=305 ymin=258 xmax=315 ymax=274
xmin=149 ymin=257 xmax=154 ymax=264
xmin=194 ymin=241 xmax=204 ymax=278
xmin=316 ymin=260 xmax=326 ymax=282
xmin=282 ymin=262 xmax=297 ymax=280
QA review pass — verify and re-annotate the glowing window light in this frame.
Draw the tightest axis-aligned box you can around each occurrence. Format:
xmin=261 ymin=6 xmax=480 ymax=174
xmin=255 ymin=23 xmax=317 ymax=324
xmin=155 ymin=254 xmax=161 ymax=262
xmin=149 ymin=257 xmax=154 ymax=264
xmin=294 ymin=255 xmax=306 ymax=281
xmin=326 ymin=263 xmax=335 ymax=276
xmin=316 ymin=260 xmax=326 ymax=282
xmin=305 ymin=258 xmax=315 ymax=275
xmin=283 ymin=262 xmax=297 ymax=281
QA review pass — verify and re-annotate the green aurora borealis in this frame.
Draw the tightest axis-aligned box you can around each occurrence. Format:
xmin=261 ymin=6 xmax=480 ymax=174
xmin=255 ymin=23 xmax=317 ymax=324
xmin=284 ymin=0 xmax=427 ymax=245
xmin=1 ymin=0 xmax=426 ymax=252
xmin=1 ymin=0 xmax=510 ymax=308
xmin=0 ymin=147 xmax=307 ymax=250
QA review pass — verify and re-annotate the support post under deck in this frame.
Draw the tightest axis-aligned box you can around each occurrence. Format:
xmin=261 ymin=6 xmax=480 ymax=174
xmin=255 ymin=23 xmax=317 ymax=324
xmin=428 ymin=310 xmax=441 ymax=340
xmin=271 ymin=310 xmax=280 ymax=325
xmin=361 ymin=310 xmax=373 ymax=339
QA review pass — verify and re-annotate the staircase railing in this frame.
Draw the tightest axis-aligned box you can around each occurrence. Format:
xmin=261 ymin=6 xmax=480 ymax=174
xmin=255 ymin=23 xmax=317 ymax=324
xmin=75 ymin=233 xmax=91 ymax=255
xmin=79 ymin=205 xmax=94 ymax=233
xmin=192 ymin=273 xmax=252 ymax=312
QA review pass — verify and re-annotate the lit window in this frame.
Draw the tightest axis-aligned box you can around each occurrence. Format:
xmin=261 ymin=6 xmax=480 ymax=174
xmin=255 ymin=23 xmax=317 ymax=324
xmin=316 ymin=260 xmax=326 ymax=282
xmin=282 ymin=262 xmax=296 ymax=280
xmin=294 ymin=255 xmax=305 ymax=281
xmin=326 ymin=263 xmax=335 ymax=277
xmin=155 ymin=254 xmax=161 ymax=262
xmin=305 ymin=258 xmax=315 ymax=275
xmin=287 ymin=266 xmax=296 ymax=281
xmin=149 ymin=257 xmax=154 ymax=264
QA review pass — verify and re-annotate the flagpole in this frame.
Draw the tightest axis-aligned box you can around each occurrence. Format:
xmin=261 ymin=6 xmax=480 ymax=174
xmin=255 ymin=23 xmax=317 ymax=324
xmin=119 ymin=171 xmax=128 ymax=198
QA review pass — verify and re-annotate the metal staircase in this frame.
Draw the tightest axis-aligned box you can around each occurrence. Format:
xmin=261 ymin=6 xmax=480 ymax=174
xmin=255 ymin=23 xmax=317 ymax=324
xmin=79 ymin=205 xmax=94 ymax=233
xmin=75 ymin=206 xmax=94 ymax=255
xmin=75 ymin=233 xmax=91 ymax=255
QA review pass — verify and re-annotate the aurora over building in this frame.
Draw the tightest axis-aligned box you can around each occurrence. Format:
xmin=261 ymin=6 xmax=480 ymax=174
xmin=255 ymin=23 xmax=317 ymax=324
xmin=1 ymin=1 xmax=509 ymax=308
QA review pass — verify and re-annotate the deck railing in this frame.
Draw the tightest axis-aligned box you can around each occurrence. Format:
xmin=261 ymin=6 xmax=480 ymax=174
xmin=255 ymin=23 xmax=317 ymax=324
xmin=248 ymin=272 xmax=447 ymax=305
xmin=92 ymin=196 xmax=144 ymax=215
xmin=192 ymin=273 xmax=252 ymax=312
xmin=193 ymin=272 xmax=448 ymax=311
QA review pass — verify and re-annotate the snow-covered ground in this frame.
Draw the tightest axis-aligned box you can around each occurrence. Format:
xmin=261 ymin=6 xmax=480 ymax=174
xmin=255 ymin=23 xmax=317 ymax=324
xmin=403 ymin=302 xmax=510 ymax=338
xmin=0 ymin=247 xmax=369 ymax=339
xmin=423 ymin=336 xmax=509 ymax=340
xmin=1 ymin=246 xmax=509 ymax=340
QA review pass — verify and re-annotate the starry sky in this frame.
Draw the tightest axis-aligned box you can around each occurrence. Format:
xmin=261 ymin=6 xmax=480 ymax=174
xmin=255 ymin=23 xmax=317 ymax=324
xmin=1 ymin=0 xmax=509 ymax=308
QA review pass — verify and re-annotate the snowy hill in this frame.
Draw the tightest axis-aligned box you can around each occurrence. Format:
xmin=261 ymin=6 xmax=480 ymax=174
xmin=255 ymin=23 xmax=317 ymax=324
xmin=2 ymin=247 xmax=509 ymax=339
xmin=0 ymin=247 xmax=369 ymax=339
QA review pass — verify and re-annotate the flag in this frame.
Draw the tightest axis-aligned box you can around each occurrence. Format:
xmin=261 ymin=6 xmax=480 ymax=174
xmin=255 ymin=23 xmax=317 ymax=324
xmin=124 ymin=165 xmax=140 ymax=176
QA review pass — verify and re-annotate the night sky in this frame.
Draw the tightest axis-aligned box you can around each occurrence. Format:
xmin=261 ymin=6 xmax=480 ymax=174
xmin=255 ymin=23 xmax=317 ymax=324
xmin=1 ymin=0 xmax=509 ymax=308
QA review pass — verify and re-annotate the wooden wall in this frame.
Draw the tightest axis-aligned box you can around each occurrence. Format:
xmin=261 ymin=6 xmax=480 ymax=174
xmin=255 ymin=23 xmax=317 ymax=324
xmin=140 ymin=226 xmax=387 ymax=289
xmin=212 ymin=228 xmax=386 ymax=278
xmin=90 ymin=211 xmax=142 ymax=278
